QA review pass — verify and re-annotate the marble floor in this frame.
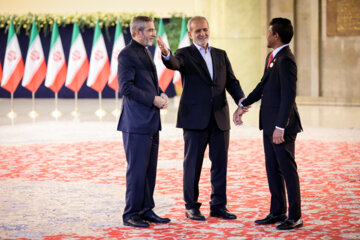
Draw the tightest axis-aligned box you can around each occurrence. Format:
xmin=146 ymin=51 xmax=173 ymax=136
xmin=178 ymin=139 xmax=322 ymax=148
xmin=0 ymin=97 xmax=359 ymax=145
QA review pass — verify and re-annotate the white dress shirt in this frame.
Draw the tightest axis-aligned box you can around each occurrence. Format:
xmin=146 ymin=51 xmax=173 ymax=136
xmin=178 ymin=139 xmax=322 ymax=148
xmin=162 ymin=42 xmax=213 ymax=80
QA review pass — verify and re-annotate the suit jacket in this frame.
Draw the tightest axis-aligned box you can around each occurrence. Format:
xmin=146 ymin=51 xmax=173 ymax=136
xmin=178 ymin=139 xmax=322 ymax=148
xmin=242 ymin=46 xmax=302 ymax=135
xmin=162 ymin=44 xmax=244 ymax=131
xmin=117 ymin=40 xmax=163 ymax=134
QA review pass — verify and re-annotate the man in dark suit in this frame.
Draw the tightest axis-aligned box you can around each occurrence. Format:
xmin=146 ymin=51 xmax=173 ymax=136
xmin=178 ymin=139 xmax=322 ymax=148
xmin=234 ymin=18 xmax=303 ymax=230
xmin=156 ymin=16 xmax=245 ymax=221
xmin=117 ymin=16 xmax=170 ymax=228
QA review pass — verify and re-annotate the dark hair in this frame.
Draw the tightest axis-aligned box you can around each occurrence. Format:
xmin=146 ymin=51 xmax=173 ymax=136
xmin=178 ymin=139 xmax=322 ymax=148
xmin=269 ymin=18 xmax=293 ymax=44
xmin=130 ymin=16 xmax=153 ymax=37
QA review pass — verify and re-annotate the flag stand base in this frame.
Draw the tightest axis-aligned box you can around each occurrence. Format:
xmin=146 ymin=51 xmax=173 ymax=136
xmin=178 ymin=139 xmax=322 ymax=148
xmin=95 ymin=108 xmax=107 ymax=119
xmin=71 ymin=108 xmax=80 ymax=118
xmin=95 ymin=92 xmax=106 ymax=119
xmin=29 ymin=92 xmax=38 ymax=119
xmin=112 ymin=90 xmax=120 ymax=118
xmin=51 ymin=93 xmax=62 ymax=120
xmin=111 ymin=108 xmax=120 ymax=118
xmin=7 ymin=93 xmax=17 ymax=119
xmin=7 ymin=110 xmax=17 ymax=119
xmin=72 ymin=92 xmax=80 ymax=118
xmin=28 ymin=110 xmax=39 ymax=119
xmin=51 ymin=109 xmax=62 ymax=119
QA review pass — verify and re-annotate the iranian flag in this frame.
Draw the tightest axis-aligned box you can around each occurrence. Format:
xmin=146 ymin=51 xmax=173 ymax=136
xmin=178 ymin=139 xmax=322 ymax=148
xmin=45 ymin=21 xmax=67 ymax=93
xmin=173 ymin=17 xmax=190 ymax=88
xmin=22 ymin=20 xmax=47 ymax=93
xmin=1 ymin=20 xmax=24 ymax=93
xmin=108 ymin=20 xmax=125 ymax=91
xmin=65 ymin=21 xmax=89 ymax=93
xmin=87 ymin=20 xmax=110 ymax=92
xmin=154 ymin=19 xmax=174 ymax=91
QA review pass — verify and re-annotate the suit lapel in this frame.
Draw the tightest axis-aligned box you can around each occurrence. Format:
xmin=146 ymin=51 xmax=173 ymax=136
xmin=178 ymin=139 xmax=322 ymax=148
xmin=190 ymin=44 xmax=212 ymax=81
xmin=145 ymin=50 xmax=160 ymax=93
xmin=261 ymin=47 xmax=289 ymax=83
xmin=131 ymin=41 xmax=159 ymax=93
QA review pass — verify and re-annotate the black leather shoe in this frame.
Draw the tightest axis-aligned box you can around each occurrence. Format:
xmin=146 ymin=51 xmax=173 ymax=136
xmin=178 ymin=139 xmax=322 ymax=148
xmin=142 ymin=212 xmax=171 ymax=223
xmin=276 ymin=218 xmax=303 ymax=230
xmin=210 ymin=208 xmax=237 ymax=220
xmin=123 ymin=214 xmax=150 ymax=228
xmin=185 ymin=209 xmax=206 ymax=221
xmin=255 ymin=213 xmax=287 ymax=225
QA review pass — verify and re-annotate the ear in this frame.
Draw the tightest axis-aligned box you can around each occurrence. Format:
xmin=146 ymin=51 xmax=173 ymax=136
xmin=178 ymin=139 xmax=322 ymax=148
xmin=135 ymin=29 xmax=142 ymax=37
xmin=187 ymin=31 xmax=193 ymax=40
xmin=275 ymin=32 xmax=280 ymax=41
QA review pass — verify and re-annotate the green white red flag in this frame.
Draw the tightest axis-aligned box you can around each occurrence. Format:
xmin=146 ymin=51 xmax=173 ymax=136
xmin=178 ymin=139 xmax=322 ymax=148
xmin=1 ymin=20 xmax=24 ymax=93
xmin=87 ymin=20 xmax=110 ymax=92
xmin=22 ymin=20 xmax=47 ymax=93
xmin=108 ymin=20 xmax=125 ymax=91
xmin=154 ymin=19 xmax=174 ymax=91
xmin=45 ymin=21 xmax=67 ymax=93
xmin=173 ymin=17 xmax=190 ymax=88
xmin=65 ymin=21 xmax=89 ymax=93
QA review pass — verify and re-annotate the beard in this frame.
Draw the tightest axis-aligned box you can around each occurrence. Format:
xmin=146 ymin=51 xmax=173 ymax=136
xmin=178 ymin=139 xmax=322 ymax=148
xmin=142 ymin=36 xmax=154 ymax=47
xmin=195 ymin=37 xmax=208 ymax=47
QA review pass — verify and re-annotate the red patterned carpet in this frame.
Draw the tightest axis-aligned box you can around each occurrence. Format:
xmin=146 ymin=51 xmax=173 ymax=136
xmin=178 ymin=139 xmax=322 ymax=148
xmin=0 ymin=139 xmax=360 ymax=239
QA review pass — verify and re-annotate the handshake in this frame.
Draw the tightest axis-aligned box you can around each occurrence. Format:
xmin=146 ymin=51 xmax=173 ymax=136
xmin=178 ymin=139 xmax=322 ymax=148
xmin=233 ymin=98 xmax=251 ymax=126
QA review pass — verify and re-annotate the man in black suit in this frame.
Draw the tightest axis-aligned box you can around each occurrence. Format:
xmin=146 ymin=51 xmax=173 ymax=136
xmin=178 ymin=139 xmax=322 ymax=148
xmin=234 ymin=18 xmax=303 ymax=230
xmin=117 ymin=16 xmax=170 ymax=228
xmin=156 ymin=16 xmax=245 ymax=221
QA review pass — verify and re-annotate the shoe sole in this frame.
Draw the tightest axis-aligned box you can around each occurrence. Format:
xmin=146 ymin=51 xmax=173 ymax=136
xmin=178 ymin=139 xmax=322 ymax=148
xmin=185 ymin=213 xmax=206 ymax=221
xmin=123 ymin=222 xmax=150 ymax=228
xmin=210 ymin=213 xmax=237 ymax=220
xmin=255 ymin=217 xmax=287 ymax=225
xmin=276 ymin=223 xmax=303 ymax=230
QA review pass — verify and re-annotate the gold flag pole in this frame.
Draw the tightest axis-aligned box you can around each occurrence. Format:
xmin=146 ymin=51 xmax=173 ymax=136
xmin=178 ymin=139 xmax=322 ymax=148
xmin=51 ymin=92 xmax=62 ymax=119
xmin=111 ymin=90 xmax=120 ymax=118
xmin=95 ymin=91 xmax=106 ymax=119
xmin=71 ymin=91 xmax=80 ymax=118
xmin=28 ymin=91 xmax=39 ymax=119
xmin=7 ymin=92 xmax=17 ymax=119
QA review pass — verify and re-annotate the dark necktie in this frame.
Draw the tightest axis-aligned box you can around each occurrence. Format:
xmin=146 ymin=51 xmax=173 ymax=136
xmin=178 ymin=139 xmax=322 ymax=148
xmin=143 ymin=48 xmax=159 ymax=91
xmin=144 ymin=48 xmax=155 ymax=66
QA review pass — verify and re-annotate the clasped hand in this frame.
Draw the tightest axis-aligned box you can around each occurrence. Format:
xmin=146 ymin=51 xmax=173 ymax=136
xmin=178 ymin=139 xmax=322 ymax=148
xmin=153 ymin=93 xmax=169 ymax=109
xmin=233 ymin=98 xmax=251 ymax=126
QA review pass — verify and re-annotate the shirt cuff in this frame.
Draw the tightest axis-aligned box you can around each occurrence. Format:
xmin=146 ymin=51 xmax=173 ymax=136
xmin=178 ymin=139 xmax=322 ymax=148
xmin=275 ymin=126 xmax=285 ymax=131
xmin=162 ymin=51 xmax=171 ymax=60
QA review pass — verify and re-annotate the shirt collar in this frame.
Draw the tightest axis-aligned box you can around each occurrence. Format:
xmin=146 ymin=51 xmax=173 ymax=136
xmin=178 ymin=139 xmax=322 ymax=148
xmin=193 ymin=42 xmax=211 ymax=52
xmin=272 ymin=44 xmax=289 ymax=58
xmin=131 ymin=39 xmax=147 ymax=49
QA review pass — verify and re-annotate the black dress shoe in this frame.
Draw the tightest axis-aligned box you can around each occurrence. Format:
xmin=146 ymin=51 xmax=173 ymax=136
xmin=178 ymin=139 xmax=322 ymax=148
xmin=210 ymin=208 xmax=237 ymax=220
xmin=255 ymin=213 xmax=287 ymax=225
xmin=123 ymin=214 xmax=150 ymax=228
xmin=185 ymin=209 xmax=206 ymax=221
xmin=142 ymin=212 xmax=171 ymax=223
xmin=276 ymin=218 xmax=303 ymax=230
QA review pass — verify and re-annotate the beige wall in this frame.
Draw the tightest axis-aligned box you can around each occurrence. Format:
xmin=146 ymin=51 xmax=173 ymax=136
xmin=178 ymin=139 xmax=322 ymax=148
xmin=320 ymin=0 xmax=360 ymax=100
xmin=294 ymin=0 xmax=360 ymax=101
xmin=194 ymin=0 xmax=266 ymax=94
